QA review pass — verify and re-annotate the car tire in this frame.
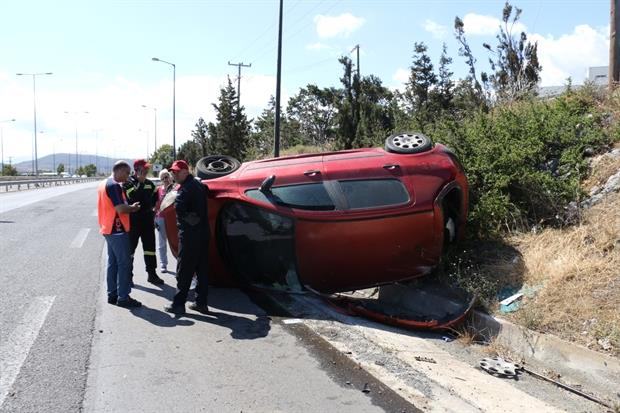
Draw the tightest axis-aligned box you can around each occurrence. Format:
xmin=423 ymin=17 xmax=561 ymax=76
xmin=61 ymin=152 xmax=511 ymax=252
xmin=385 ymin=132 xmax=433 ymax=154
xmin=196 ymin=155 xmax=241 ymax=180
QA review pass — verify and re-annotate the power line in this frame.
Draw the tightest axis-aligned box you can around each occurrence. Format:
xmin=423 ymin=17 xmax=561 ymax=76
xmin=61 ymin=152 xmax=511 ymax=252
xmin=247 ymin=0 xmax=337 ymax=66
xmin=228 ymin=61 xmax=252 ymax=110
xmin=229 ymin=0 xmax=305 ymax=63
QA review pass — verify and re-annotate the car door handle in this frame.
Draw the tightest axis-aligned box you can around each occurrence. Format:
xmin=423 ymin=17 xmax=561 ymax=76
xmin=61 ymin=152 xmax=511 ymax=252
xmin=383 ymin=164 xmax=400 ymax=170
xmin=304 ymin=170 xmax=321 ymax=176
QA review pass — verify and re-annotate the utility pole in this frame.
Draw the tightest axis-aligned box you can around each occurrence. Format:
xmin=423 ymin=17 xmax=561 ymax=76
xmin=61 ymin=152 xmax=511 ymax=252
xmin=351 ymin=44 xmax=360 ymax=79
xmin=274 ymin=0 xmax=283 ymax=158
xmin=228 ymin=61 xmax=252 ymax=111
xmin=610 ymin=0 xmax=620 ymax=88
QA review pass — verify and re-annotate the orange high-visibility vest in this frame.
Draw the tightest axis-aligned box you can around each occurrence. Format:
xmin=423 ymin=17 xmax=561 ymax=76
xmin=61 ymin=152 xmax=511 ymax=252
xmin=98 ymin=179 xmax=131 ymax=235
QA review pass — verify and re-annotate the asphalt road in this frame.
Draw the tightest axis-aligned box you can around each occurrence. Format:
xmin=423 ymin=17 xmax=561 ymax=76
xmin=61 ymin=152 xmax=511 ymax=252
xmin=0 ymin=182 xmax=102 ymax=412
xmin=0 ymin=183 xmax=416 ymax=413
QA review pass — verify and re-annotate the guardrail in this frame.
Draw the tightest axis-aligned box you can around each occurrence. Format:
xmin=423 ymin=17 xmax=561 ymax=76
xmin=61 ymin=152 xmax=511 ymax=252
xmin=0 ymin=177 xmax=100 ymax=193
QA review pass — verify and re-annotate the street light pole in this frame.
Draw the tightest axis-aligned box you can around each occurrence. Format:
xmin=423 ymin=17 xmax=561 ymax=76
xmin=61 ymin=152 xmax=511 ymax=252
xmin=16 ymin=72 xmax=52 ymax=176
xmin=151 ymin=57 xmax=176 ymax=160
xmin=64 ymin=111 xmax=89 ymax=175
xmin=0 ymin=119 xmax=16 ymax=173
xmin=141 ymin=105 xmax=157 ymax=155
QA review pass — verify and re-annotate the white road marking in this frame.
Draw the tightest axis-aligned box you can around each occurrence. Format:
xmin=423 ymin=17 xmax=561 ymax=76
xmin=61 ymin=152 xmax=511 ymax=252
xmin=0 ymin=296 xmax=56 ymax=407
xmin=70 ymin=228 xmax=91 ymax=248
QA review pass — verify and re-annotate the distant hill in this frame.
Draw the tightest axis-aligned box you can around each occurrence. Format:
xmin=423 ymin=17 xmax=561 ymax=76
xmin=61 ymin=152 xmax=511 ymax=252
xmin=12 ymin=153 xmax=118 ymax=175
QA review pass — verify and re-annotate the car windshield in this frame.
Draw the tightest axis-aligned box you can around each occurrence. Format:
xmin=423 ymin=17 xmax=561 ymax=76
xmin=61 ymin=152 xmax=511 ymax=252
xmin=246 ymin=183 xmax=335 ymax=211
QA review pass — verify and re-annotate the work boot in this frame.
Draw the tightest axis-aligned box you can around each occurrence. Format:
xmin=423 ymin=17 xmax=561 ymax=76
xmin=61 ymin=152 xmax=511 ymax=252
xmin=107 ymin=295 xmax=118 ymax=305
xmin=117 ymin=296 xmax=142 ymax=308
xmin=147 ymin=272 xmax=164 ymax=285
xmin=164 ymin=303 xmax=186 ymax=315
xmin=189 ymin=302 xmax=210 ymax=314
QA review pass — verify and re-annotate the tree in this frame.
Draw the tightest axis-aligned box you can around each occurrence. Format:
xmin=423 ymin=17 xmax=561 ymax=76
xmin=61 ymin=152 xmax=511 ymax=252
xmin=82 ymin=163 xmax=97 ymax=177
xmin=482 ymin=2 xmax=541 ymax=101
xmin=355 ymin=75 xmax=395 ymax=147
xmin=404 ymin=42 xmax=437 ymax=128
xmin=287 ymin=85 xmax=338 ymax=148
xmin=335 ymin=56 xmax=359 ymax=149
xmin=177 ymin=140 xmax=202 ymax=167
xmin=248 ymin=96 xmax=304 ymax=159
xmin=149 ymin=144 xmax=175 ymax=170
xmin=2 ymin=164 xmax=17 ymax=176
xmin=431 ymin=43 xmax=455 ymax=113
xmin=207 ymin=77 xmax=251 ymax=161
xmin=191 ymin=117 xmax=211 ymax=155
xmin=56 ymin=163 xmax=65 ymax=174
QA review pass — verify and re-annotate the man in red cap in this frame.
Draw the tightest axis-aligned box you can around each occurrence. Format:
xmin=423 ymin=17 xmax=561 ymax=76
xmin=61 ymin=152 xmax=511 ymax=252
xmin=123 ymin=159 xmax=165 ymax=285
xmin=164 ymin=159 xmax=210 ymax=314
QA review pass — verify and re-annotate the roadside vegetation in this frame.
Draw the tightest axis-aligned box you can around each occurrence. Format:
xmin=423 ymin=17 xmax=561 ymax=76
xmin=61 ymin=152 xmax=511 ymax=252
xmin=146 ymin=2 xmax=620 ymax=355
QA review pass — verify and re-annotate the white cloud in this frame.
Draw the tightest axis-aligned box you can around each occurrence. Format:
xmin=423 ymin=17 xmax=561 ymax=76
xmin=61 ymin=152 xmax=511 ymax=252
xmin=462 ymin=13 xmax=526 ymax=36
xmin=530 ymin=24 xmax=609 ymax=86
xmin=424 ymin=19 xmax=448 ymax=39
xmin=0 ymin=71 xmax=277 ymax=165
xmin=314 ymin=13 xmax=365 ymax=39
xmin=306 ymin=42 xmax=331 ymax=51
xmin=392 ymin=68 xmax=409 ymax=87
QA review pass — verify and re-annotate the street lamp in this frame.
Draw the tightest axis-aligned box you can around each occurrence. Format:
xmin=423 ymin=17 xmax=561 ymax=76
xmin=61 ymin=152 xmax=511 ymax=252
xmin=141 ymin=105 xmax=157 ymax=155
xmin=151 ymin=57 xmax=176 ymax=160
xmin=16 ymin=72 xmax=53 ymax=176
xmin=64 ymin=111 xmax=89 ymax=174
xmin=0 ymin=118 xmax=16 ymax=173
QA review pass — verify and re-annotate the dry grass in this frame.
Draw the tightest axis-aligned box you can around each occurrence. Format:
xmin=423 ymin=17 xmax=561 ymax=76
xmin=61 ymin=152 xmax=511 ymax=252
xmin=505 ymin=192 xmax=620 ymax=356
xmin=582 ymin=142 xmax=620 ymax=193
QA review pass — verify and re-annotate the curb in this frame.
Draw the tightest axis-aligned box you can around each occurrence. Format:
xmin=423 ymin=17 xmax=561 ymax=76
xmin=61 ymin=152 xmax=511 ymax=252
xmin=470 ymin=309 xmax=620 ymax=402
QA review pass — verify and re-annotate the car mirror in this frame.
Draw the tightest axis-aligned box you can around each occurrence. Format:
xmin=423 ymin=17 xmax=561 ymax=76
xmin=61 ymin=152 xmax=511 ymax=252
xmin=259 ymin=175 xmax=276 ymax=194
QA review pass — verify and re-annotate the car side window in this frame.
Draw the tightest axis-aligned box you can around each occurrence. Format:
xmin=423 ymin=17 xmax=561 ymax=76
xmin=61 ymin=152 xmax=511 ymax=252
xmin=245 ymin=183 xmax=335 ymax=211
xmin=339 ymin=179 xmax=410 ymax=209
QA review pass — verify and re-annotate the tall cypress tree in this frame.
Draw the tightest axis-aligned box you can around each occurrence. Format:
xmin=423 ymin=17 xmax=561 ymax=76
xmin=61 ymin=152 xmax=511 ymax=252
xmin=208 ymin=77 xmax=251 ymax=161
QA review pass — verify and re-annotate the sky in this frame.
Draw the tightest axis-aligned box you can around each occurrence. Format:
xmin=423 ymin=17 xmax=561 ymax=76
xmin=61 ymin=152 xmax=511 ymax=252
xmin=0 ymin=0 xmax=612 ymax=168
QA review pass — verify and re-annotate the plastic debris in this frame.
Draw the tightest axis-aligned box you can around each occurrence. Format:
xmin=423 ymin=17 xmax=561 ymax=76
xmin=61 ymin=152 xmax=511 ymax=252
xmin=282 ymin=318 xmax=303 ymax=325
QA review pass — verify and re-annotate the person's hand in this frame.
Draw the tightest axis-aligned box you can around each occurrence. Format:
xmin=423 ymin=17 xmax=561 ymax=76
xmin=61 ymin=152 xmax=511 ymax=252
xmin=130 ymin=202 xmax=141 ymax=212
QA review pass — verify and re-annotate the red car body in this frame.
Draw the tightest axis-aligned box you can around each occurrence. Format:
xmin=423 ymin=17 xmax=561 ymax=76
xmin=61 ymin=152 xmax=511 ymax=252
xmin=160 ymin=143 xmax=468 ymax=293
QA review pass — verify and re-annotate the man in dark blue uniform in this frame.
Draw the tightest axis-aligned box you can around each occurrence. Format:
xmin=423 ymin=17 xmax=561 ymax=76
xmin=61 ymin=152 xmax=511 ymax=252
xmin=124 ymin=159 xmax=164 ymax=286
xmin=164 ymin=160 xmax=210 ymax=315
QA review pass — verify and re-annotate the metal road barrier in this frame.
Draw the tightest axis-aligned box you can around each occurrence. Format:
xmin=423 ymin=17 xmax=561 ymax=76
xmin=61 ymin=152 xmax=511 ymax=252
xmin=0 ymin=177 xmax=100 ymax=192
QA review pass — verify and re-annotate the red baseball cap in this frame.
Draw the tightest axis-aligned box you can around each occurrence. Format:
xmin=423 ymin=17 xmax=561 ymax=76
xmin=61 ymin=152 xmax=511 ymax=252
xmin=169 ymin=160 xmax=189 ymax=172
xmin=133 ymin=159 xmax=151 ymax=170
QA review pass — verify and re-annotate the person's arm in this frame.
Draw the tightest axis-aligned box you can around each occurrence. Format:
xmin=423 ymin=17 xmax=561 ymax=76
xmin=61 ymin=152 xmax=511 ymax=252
xmin=176 ymin=183 xmax=200 ymax=226
xmin=115 ymin=203 xmax=140 ymax=214
xmin=107 ymin=180 xmax=140 ymax=214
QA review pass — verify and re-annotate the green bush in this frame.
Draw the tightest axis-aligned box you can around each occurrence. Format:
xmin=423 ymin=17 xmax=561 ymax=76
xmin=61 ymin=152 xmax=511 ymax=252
xmin=434 ymin=88 xmax=613 ymax=238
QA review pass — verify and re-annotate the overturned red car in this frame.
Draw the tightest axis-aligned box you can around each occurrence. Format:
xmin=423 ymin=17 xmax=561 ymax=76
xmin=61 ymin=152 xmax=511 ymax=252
xmin=160 ymin=132 xmax=468 ymax=294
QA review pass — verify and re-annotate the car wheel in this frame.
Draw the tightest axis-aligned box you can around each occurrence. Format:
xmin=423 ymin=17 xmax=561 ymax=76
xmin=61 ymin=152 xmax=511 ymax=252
xmin=385 ymin=132 xmax=432 ymax=154
xmin=196 ymin=155 xmax=241 ymax=180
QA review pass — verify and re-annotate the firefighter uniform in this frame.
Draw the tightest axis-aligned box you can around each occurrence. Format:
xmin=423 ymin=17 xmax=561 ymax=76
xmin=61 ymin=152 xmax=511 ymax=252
xmin=164 ymin=160 xmax=209 ymax=314
xmin=124 ymin=162 xmax=164 ymax=284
